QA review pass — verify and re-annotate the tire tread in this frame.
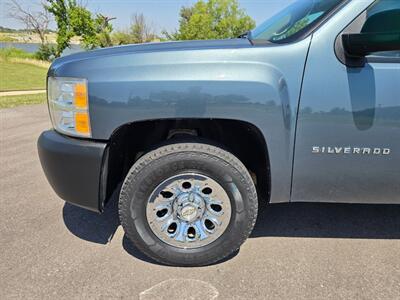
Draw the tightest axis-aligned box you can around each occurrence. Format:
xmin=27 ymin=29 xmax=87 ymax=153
xmin=119 ymin=142 xmax=258 ymax=266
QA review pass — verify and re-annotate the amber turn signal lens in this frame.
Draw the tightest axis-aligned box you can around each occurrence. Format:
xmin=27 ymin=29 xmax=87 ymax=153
xmin=74 ymin=83 xmax=88 ymax=109
xmin=75 ymin=112 xmax=90 ymax=135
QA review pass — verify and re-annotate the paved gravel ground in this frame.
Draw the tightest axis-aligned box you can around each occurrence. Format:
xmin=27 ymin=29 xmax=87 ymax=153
xmin=1 ymin=104 xmax=399 ymax=300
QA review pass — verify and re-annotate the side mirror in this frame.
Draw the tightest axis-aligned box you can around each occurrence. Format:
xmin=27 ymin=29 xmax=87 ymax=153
xmin=342 ymin=32 xmax=400 ymax=57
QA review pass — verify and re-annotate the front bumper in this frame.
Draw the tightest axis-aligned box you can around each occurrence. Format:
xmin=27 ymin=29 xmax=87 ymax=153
xmin=37 ymin=130 xmax=107 ymax=212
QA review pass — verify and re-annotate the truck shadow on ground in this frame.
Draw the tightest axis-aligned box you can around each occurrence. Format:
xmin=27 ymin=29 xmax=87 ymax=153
xmin=63 ymin=200 xmax=400 ymax=264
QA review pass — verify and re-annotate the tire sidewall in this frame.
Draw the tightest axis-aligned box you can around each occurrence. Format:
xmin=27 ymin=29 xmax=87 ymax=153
xmin=119 ymin=145 xmax=257 ymax=265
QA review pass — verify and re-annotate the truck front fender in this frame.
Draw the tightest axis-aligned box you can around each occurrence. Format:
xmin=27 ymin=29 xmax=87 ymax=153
xmin=50 ymin=38 xmax=311 ymax=203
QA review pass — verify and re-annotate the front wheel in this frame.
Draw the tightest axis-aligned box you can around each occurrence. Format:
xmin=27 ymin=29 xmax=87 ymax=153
xmin=119 ymin=141 xmax=258 ymax=266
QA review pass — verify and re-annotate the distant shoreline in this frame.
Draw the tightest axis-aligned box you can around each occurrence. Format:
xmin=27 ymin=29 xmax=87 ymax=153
xmin=0 ymin=40 xmax=81 ymax=45
xmin=0 ymin=42 xmax=82 ymax=56
xmin=0 ymin=32 xmax=81 ymax=45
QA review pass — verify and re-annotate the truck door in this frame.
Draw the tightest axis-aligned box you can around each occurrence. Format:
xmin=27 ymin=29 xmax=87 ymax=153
xmin=292 ymin=0 xmax=400 ymax=203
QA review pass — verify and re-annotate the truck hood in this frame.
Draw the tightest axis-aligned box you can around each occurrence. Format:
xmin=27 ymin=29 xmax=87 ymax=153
xmin=53 ymin=38 xmax=253 ymax=66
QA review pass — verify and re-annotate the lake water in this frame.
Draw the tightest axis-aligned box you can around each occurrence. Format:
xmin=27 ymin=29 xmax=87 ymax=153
xmin=0 ymin=42 xmax=82 ymax=56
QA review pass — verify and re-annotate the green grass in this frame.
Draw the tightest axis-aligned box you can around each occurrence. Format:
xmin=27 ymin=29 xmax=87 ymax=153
xmin=0 ymin=93 xmax=46 ymax=109
xmin=0 ymin=60 xmax=47 ymax=91
xmin=0 ymin=47 xmax=35 ymax=60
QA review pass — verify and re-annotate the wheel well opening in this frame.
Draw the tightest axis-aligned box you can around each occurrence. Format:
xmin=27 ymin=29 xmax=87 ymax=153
xmin=103 ymin=119 xmax=271 ymax=209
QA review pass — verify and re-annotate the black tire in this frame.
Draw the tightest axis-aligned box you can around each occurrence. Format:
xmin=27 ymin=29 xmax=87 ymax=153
xmin=119 ymin=141 xmax=258 ymax=266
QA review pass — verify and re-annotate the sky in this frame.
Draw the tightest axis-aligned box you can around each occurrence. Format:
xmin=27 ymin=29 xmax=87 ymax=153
xmin=0 ymin=0 xmax=294 ymax=33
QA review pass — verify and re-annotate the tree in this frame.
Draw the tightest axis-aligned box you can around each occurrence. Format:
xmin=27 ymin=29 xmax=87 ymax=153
xmin=7 ymin=0 xmax=51 ymax=45
xmin=46 ymin=0 xmax=115 ymax=57
xmin=112 ymin=13 xmax=156 ymax=45
xmin=45 ymin=0 xmax=75 ymax=57
xmin=8 ymin=0 xmax=55 ymax=60
xmin=130 ymin=14 xmax=156 ymax=44
xmin=95 ymin=14 xmax=115 ymax=48
xmin=165 ymin=0 xmax=255 ymax=40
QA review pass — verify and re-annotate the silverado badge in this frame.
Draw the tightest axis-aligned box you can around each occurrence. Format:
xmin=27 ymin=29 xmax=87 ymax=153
xmin=312 ymin=146 xmax=391 ymax=155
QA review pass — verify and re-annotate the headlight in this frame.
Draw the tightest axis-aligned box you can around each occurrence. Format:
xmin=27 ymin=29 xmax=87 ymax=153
xmin=47 ymin=77 xmax=91 ymax=137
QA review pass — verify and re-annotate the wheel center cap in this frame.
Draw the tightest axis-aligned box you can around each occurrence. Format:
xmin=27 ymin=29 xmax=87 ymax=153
xmin=180 ymin=204 xmax=198 ymax=222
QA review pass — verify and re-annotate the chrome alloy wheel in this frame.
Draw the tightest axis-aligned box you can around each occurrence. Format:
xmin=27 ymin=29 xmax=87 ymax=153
xmin=146 ymin=173 xmax=232 ymax=248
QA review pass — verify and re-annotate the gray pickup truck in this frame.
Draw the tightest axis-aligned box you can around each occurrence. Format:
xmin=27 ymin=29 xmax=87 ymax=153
xmin=38 ymin=0 xmax=400 ymax=266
